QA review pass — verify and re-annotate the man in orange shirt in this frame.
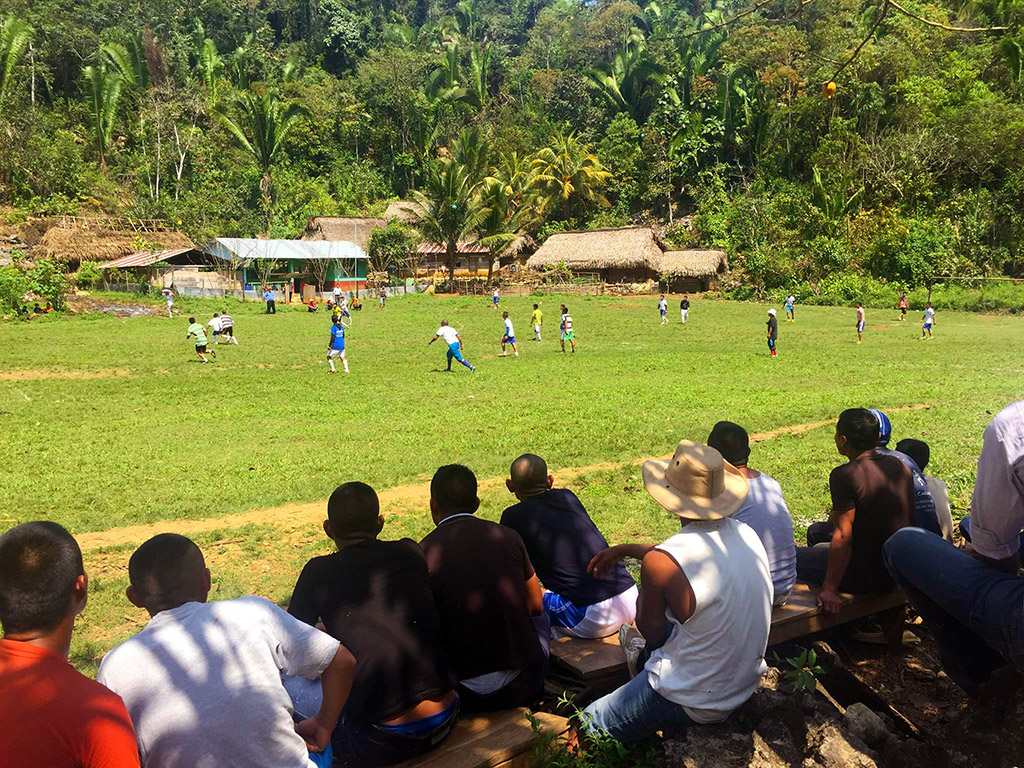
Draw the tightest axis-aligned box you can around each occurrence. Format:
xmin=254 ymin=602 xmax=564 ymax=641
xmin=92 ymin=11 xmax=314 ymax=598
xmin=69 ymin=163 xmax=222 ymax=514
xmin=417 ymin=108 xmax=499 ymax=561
xmin=0 ymin=521 xmax=140 ymax=768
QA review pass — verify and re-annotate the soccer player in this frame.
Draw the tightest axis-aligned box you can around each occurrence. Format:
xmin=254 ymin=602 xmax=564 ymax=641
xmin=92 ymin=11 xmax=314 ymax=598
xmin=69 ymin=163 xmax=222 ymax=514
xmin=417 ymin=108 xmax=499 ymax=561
xmin=658 ymin=295 xmax=668 ymax=325
xmin=332 ymin=285 xmax=342 ymax=307
xmin=339 ymin=295 xmax=351 ymax=321
xmin=680 ymin=295 xmax=690 ymax=324
xmin=327 ymin=317 xmax=350 ymax=374
xmin=161 ymin=287 xmax=174 ymax=319
xmin=920 ymin=302 xmax=936 ymax=340
xmin=856 ymin=302 xmax=866 ymax=344
xmin=766 ymin=309 xmax=778 ymax=357
xmin=785 ymin=292 xmax=796 ymax=322
xmin=187 ymin=317 xmax=215 ymax=363
xmin=379 ymin=287 xmax=387 ymax=309
xmin=559 ymin=305 xmax=575 ymax=353
xmin=219 ymin=310 xmax=238 ymax=345
xmin=492 ymin=286 xmax=500 ymax=309
xmin=898 ymin=292 xmax=909 ymax=321
xmin=531 ymin=304 xmax=543 ymax=341
xmin=500 ymin=311 xmax=519 ymax=357
xmin=429 ymin=320 xmax=475 ymax=372
xmin=207 ymin=313 xmax=223 ymax=344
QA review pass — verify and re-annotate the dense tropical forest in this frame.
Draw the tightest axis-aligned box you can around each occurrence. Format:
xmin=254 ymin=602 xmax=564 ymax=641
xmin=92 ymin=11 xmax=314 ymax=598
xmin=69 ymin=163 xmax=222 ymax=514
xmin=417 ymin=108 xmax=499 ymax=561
xmin=1 ymin=0 xmax=1023 ymax=293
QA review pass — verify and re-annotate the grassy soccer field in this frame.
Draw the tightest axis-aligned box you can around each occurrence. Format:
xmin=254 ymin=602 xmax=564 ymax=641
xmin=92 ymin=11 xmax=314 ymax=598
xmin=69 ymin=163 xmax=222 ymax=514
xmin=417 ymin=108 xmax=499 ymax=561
xmin=1 ymin=291 xmax=1022 ymax=674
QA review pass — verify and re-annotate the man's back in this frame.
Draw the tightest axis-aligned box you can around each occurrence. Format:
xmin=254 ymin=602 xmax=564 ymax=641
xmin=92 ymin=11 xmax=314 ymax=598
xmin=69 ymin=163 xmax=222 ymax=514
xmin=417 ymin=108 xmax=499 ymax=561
xmin=420 ymin=516 xmax=545 ymax=680
xmin=500 ymin=489 xmax=634 ymax=607
xmin=829 ymin=452 xmax=914 ymax=590
xmin=879 ymin=448 xmax=941 ymax=535
xmin=288 ymin=539 xmax=455 ymax=726
xmin=98 ymin=596 xmax=340 ymax=768
xmin=970 ymin=400 xmax=1024 ymax=560
xmin=730 ymin=473 xmax=796 ymax=598
xmin=1 ymin=638 xmax=139 ymax=768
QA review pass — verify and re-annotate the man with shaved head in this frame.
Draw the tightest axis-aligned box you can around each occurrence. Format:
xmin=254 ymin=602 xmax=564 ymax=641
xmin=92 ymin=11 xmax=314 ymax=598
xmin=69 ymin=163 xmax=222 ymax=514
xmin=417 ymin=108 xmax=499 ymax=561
xmin=500 ymin=454 xmax=638 ymax=638
xmin=98 ymin=533 xmax=356 ymax=768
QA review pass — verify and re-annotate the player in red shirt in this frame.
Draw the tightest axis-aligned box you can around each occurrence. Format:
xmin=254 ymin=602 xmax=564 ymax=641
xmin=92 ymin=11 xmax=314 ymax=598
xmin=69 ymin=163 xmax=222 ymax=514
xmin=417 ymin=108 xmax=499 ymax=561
xmin=0 ymin=521 xmax=140 ymax=768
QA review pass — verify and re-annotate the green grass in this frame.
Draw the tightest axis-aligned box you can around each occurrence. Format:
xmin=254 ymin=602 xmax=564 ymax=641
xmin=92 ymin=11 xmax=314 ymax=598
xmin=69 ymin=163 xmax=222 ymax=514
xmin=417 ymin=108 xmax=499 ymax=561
xmin=2 ymin=291 xmax=1023 ymax=673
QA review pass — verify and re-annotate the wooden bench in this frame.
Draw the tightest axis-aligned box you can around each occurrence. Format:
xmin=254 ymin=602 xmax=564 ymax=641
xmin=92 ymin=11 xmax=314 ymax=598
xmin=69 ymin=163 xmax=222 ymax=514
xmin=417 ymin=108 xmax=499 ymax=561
xmin=548 ymin=583 xmax=906 ymax=696
xmin=393 ymin=708 xmax=568 ymax=768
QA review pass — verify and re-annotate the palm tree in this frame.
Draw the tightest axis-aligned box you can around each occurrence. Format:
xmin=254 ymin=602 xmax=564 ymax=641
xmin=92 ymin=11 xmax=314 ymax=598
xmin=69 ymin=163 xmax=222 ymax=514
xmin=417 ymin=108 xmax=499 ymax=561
xmin=585 ymin=35 xmax=664 ymax=123
xmin=477 ymin=177 xmax=529 ymax=286
xmin=196 ymin=37 xmax=224 ymax=104
xmin=214 ymin=90 xmax=309 ymax=233
xmin=83 ymin=65 xmax=124 ymax=168
xmin=529 ymin=131 xmax=612 ymax=221
xmin=0 ymin=14 xmax=33 ymax=117
xmin=101 ymin=36 xmax=149 ymax=90
xmin=412 ymin=159 xmax=484 ymax=284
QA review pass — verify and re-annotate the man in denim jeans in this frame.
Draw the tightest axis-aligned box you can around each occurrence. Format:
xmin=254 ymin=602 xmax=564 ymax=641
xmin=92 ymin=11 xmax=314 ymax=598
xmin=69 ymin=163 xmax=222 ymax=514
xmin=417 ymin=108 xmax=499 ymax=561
xmin=578 ymin=441 xmax=771 ymax=743
xmin=885 ymin=400 xmax=1024 ymax=698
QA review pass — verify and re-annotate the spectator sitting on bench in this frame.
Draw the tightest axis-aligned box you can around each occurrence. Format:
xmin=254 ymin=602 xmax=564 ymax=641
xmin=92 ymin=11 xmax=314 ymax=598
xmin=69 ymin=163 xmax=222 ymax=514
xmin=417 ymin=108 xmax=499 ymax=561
xmin=0 ymin=522 xmax=140 ymax=768
xmin=795 ymin=408 xmax=914 ymax=614
xmin=885 ymin=399 xmax=1024 ymax=699
xmin=288 ymin=482 xmax=459 ymax=765
xmin=420 ymin=465 xmax=549 ymax=713
xmin=98 ymin=533 xmax=355 ymax=768
xmin=576 ymin=441 xmax=771 ymax=744
xmin=707 ymin=421 xmax=797 ymax=606
xmin=895 ymin=438 xmax=954 ymax=542
xmin=499 ymin=453 xmax=638 ymax=638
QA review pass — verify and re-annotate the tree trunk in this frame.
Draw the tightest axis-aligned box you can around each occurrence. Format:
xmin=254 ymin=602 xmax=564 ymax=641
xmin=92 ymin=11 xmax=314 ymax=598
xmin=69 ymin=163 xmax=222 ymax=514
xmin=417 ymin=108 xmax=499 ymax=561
xmin=447 ymin=242 xmax=457 ymax=293
xmin=486 ymin=247 xmax=495 ymax=286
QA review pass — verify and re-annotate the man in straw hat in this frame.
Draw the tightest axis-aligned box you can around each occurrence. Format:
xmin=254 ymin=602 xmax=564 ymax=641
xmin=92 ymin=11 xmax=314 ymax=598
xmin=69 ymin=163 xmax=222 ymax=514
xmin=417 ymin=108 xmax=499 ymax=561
xmin=576 ymin=442 xmax=772 ymax=743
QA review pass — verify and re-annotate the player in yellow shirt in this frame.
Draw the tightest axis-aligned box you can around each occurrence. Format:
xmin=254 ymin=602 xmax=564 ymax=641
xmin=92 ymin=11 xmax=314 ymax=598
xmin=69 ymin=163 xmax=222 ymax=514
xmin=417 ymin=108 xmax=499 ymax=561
xmin=531 ymin=304 xmax=543 ymax=341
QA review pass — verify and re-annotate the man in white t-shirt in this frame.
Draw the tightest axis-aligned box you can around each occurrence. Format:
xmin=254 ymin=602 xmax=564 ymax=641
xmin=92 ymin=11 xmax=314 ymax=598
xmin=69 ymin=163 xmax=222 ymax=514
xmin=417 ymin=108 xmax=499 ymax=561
xmin=499 ymin=311 xmax=518 ymax=357
xmin=97 ymin=534 xmax=356 ymax=768
xmin=579 ymin=441 xmax=771 ymax=743
xmin=708 ymin=421 xmax=796 ymax=605
xmin=332 ymin=286 xmax=342 ymax=306
xmin=658 ymin=295 xmax=668 ymax=325
xmin=161 ymin=287 xmax=174 ymax=319
xmin=428 ymin=319 xmax=475 ymax=372
xmin=559 ymin=305 xmax=575 ymax=353
xmin=207 ymin=313 xmax=223 ymax=344
xmin=920 ymin=302 xmax=936 ymax=340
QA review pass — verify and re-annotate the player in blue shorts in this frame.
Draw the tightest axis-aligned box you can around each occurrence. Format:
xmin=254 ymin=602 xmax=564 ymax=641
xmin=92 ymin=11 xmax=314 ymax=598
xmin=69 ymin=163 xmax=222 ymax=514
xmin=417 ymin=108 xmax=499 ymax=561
xmin=499 ymin=311 xmax=519 ymax=357
xmin=429 ymin=319 xmax=476 ymax=372
xmin=658 ymin=295 xmax=668 ymax=325
xmin=492 ymin=287 xmax=500 ymax=308
xmin=326 ymin=317 xmax=350 ymax=374
xmin=856 ymin=302 xmax=866 ymax=344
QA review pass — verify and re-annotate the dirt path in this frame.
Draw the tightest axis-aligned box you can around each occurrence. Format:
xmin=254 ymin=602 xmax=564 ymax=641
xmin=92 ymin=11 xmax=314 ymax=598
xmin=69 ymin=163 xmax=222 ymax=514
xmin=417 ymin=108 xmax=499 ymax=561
xmin=0 ymin=368 xmax=131 ymax=381
xmin=77 ymin=404 xmax=931 ymax=552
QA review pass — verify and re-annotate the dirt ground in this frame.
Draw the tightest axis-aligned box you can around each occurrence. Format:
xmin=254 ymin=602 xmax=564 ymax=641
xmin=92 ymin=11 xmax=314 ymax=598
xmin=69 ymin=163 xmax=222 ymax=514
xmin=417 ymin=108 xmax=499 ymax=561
xmin=0 ymin=368 xmax=130 ymax=381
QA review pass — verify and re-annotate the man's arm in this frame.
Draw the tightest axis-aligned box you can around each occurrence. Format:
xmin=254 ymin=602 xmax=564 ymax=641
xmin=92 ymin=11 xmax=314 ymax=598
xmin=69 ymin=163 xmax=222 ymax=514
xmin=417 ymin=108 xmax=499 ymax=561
xmin=635 ymin=549 xmax=695 ymax=651
xmin=295 ymin=644 xmax=356 ymax=752
xmin=587 ymin=543 xmax=657 ymax=579
xmin=456 ymin=333 xmax=464 ymax=348
xmin=817 ymin=506 xmax=855 ymax=614
xmin=428 ymin=334 xmax=437 ymax=345
xmin=525 ymin=573 xmax=544 ymax=616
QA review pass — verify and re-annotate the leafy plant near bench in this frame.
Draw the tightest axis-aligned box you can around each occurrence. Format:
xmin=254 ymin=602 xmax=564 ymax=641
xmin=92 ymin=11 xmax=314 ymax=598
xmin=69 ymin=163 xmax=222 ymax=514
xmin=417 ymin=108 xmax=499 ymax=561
xmin=774 ymin=648 xmax=825 ymax=692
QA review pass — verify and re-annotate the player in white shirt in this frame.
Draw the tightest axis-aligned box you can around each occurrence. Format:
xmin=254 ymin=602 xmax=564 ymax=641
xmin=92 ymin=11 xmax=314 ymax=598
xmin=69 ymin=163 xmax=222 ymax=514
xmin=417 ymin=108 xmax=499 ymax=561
xmin=206 ymin=313 xmax=223 ymax=344
xmin=499 ymin=311 xmax=519 ymax=357
xmin=218 ymin=310 xmax=239 ymax=344
xmin=428 ymin=319 xmax=476 ymax=372
xmin=658 ymin=295 xmax=668 ymax=325
xmin=920 ymin=302 xmax=936 ymax=340
xmin=856 ymin=303 xmax=866 ymax=344
xmin=559 ymin=304 xmax=576 ymax=353
xmin=161 ymin=287 xmax=174 ymax=318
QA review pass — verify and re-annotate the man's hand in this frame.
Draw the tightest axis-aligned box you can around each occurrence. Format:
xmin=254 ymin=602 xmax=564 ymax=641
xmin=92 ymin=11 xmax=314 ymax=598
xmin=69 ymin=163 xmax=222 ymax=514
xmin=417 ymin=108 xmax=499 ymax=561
xmin=294 ymin=716 xmax=332 ymax=753
xmin=587 ymin=545 xmax=630 ymax=579
xmin=816 ymin=586 xmax=843 ymax=615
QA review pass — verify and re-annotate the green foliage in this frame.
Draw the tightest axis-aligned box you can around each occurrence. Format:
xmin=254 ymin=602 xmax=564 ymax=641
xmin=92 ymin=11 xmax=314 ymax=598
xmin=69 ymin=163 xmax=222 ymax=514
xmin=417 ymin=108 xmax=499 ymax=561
xmin=774 ymin=648 xmax=824 ymax=692
xmin=528 ymin=696 xmax=662 ymax=768
xmin=0 ymin=264 xmax=28 ymax=312
xmin=74 ymin=261 xmax=104 ymax=288
xmin=367 ymin=220 xmax=416 ymax=274
xmin=0 ymin=14 xmax=33 ymax=115
xmin=24 ymin=259 xmax=75 ymax=309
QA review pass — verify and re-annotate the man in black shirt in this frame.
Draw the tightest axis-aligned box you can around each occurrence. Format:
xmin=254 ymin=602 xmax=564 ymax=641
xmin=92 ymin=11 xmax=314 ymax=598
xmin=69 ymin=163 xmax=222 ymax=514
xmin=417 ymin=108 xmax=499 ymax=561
xmin=795 ymin=409 xmax=914 ymax=613
xmin=501 ymin=454 xmax=637 ymax=638
xmin=420 ymin=465 xmax=548 ymax=712
xmin=766 ymin=308 xmax=778 ymax=357
xmin=680 ymin=295 xmax=690 ymax=324
xmin=288 ymin=482 xmax=458 ymax=766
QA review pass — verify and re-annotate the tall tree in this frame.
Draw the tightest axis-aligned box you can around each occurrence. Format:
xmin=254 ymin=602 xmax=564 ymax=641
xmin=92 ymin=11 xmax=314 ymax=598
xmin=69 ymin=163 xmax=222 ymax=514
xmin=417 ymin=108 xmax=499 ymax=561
xmin=214 ymin=90 xmax=309 ymax=233
xmin=83 ymin=65 xmax=124 ymax=169
xmin=530 ymin=131 xmax=612 ymax=221
xmin=586 ymin=35 xmax=664 ymax=123
xmin=413 ymin=159 xmax=484 ymax=284
xmin=0 ymin=15 xmax=33 ymax=117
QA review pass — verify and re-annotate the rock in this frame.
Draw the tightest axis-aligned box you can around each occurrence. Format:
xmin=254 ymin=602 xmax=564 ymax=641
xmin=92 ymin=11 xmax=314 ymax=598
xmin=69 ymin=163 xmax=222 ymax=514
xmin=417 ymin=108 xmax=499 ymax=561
xmin=807 ymin=722 xmax=879 ymax=768
xmin=760 ymin=666 xmax=782 ymax=691
xmin=664 ymin=729 xmax=754 ymax=768
xmin=844 ymin=703 xmax=889 ymax=746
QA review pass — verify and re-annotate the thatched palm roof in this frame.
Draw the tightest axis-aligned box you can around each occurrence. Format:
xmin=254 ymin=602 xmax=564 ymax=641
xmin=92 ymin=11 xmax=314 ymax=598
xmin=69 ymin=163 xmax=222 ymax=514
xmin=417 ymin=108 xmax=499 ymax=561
xmin=655 ymin=249 xmax=728 ymax=278
xmin=304 ymin=217 xmax=385 ymax=250
xmin=526 ymin=227 xmax=662 ymax=270
xmin=37 ymin=224 xmax=193 ymax=263
xmin=384 ymin=201 xmax=419 ymax=224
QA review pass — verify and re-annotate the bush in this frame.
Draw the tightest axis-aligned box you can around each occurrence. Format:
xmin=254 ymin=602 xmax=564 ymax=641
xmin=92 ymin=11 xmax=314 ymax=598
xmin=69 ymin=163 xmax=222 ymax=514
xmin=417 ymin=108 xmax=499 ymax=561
xmin=26 ymin=259 xmax=76 ymax=310
xmin=74 ymin=262 xmax=104 ymax=289
xmin=0 ymin=266 xmax=29 ymax=313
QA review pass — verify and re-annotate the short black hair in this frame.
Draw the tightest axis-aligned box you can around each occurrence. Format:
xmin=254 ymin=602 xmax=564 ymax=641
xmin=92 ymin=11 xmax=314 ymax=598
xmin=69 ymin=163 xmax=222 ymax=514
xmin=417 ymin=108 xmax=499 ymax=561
xmin=431 ymin=464 xmax=478 ymax=514
xmin=533 ymin=303 xmax=538 ymax=309
xmin=128 ymin=534 xmax=206 ymax=611
xmin=837 ymin=408 xmax=881 ymax=452
xmin=707 ymin=421 xmax=751 ymax=466
xmin=188 ymin=316 xmax=196 ymax=323
xmin=327 ymin=482 xmax=380 ymax=537
xmin=0 ymin=521 xmax=84 ymax=634
xmin=896 ymin=438 xmax=930 ymax=471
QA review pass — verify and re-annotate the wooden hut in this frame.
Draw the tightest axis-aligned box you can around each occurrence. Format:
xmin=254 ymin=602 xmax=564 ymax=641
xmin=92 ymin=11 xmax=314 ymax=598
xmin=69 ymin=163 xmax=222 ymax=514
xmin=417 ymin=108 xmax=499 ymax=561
xmin=655 ymin=249 xmax=728 ymax=292
xmin=35 ymin=217 xmax=193 ymax=268
xmin=383 ymin=201 xmax=420 ymax=224
xmin=303 ymin=217 xmax=385 ymax=251
xmin=525 ymin=227 xmax=663 ymax=283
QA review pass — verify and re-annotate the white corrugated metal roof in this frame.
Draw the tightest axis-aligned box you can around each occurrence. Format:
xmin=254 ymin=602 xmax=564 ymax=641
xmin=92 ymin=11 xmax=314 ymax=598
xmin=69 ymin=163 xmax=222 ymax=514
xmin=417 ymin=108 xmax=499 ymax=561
xmin=210 ymin=238 xmax=366 ymax=261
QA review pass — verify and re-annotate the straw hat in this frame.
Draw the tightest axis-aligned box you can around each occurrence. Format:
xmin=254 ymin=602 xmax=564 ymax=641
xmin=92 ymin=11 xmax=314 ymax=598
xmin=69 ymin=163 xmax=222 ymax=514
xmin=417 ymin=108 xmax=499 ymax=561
xmin=642 ymin=441 xmax=748 ymax=520
xmin=767 ymin=309 xmax=777 ymax=316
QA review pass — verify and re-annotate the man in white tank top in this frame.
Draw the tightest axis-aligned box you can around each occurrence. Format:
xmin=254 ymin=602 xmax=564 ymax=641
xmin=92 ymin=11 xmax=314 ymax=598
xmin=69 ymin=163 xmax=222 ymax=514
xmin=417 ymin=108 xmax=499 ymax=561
xmin=576 ymin=441 xmax=772 ymax=743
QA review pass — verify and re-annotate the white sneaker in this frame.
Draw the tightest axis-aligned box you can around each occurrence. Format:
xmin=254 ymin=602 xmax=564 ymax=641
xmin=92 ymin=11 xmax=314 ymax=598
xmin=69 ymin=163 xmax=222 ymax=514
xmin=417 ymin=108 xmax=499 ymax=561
xmin=618 ymin=624 xmax=645 ymax=679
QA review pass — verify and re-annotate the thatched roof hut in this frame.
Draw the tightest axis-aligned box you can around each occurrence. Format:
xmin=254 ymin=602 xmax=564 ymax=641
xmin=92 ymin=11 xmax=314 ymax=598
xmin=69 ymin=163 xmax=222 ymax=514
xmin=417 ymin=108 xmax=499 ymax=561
xmin=526 ymin=227 xmax=663 ymax=272
xmin=384 ymin=201 xmax=419 ymax=224
xmin=36 ymin=220 xmax=193 ymax=265
xmin=304 ymin=217 xmax=385 ymax=250
xmin=655 ymin=249 xmax=728 ymax=278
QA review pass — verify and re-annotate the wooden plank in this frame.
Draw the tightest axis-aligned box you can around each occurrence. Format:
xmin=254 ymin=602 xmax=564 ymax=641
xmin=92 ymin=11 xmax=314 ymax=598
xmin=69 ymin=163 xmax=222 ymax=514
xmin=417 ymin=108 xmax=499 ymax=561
xmin=394 ymin=709 xmax=568 ymax=768
xmin=549 ymin=633 xmax=625 ymax=682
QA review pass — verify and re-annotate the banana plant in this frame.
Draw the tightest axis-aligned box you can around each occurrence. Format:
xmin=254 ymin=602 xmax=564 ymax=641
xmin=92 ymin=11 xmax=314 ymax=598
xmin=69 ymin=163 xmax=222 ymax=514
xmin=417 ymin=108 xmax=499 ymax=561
xmin=0 ymin=14 xmax=33 ymax=116
xmin=197 ymin=37 xmax=225 ymax=103
xmin=585 ymin=35 xmax=665 ymax=123
xmin=83 ymin=64 xmax=124 ymax=168
xmin=101 ymin=35 xmax=149 ymax=90
xmin=811 ymin=166 xmax=864 ymax=233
